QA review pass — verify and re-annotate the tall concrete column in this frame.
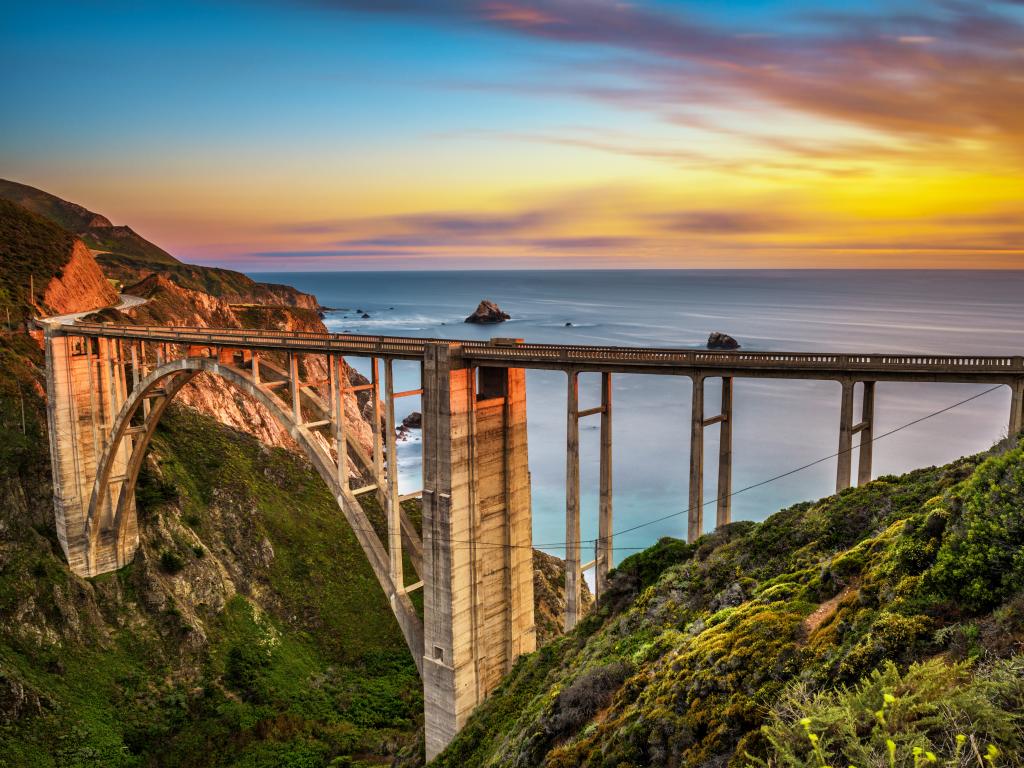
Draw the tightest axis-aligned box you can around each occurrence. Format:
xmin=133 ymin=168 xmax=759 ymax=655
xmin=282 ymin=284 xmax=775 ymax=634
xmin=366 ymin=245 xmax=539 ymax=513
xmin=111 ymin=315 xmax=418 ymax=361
xmin=421 ymin=342 xmax=534 ymax=761
xmin=371 ymin=358 xmax=384 ymax=505
xmin=716 ymin=376 xmax=733 ymax=528
xmin=596 ymin=372 xmax=613 ymax=598
xmin=836 ymin=378 xmax=855 ymax=492
xmin=289 ymin=352 xmax=301 ymax=422
xmin=565 ymin=369 xmax=581 ymax=630
xmin=688 ymin=374 xmax=705 ymax=543
xmin=384 ymin=358 xmax=403 ymax=591
xmin=1010 ymin=379 xmax=1024 ymax=438
xmin=331 ymin=354 xmax=348 ymax=488
xmin=857 ymin=381 xmax=875 ymax=486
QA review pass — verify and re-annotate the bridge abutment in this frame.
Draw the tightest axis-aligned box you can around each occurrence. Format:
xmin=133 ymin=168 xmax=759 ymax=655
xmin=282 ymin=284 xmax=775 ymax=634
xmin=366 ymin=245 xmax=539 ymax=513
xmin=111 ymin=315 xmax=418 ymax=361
xmin=421 ymin=342 xmax=535 ymax=760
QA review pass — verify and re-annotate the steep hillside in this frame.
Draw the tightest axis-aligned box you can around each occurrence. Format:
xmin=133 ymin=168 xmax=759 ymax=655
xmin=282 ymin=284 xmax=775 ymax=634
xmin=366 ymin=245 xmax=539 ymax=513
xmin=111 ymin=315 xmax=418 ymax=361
xmin=0 ymin=178 xmax=177 ymax=267
xmin=0 ymin=199 xmax=117 ymax=323
xmin=0 ymin=179 xmax=317 ymax=310
xmin=433 ymin=443 xmax=1024 ymax=767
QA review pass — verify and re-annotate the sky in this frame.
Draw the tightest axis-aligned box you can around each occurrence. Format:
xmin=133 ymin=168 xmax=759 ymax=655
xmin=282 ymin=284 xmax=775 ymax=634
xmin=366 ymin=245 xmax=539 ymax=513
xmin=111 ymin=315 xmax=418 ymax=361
xmin=2 ymin=0 xmax=1023 ymax=270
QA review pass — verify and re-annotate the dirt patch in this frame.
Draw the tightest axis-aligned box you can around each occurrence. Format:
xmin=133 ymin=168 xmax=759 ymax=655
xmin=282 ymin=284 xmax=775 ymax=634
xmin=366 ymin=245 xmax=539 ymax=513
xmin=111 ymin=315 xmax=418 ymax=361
xmin=803 ymin=585 xmax=855 ymax=636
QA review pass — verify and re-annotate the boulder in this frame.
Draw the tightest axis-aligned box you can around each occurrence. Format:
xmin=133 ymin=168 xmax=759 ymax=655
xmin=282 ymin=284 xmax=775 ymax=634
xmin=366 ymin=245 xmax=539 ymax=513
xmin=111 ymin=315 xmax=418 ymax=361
xmin=707 ymin=331 xmax=740 ymax=350
xmin=402 ymin=411 xmax=422 ymax=430
xmin=464 ymin=300 xmax=510 ymax=324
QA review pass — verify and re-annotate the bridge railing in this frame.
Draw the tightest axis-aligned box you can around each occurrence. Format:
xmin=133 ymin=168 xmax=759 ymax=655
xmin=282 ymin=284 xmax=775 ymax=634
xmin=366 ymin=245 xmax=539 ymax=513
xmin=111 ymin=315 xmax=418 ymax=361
xmin=59 ymin=322 xmax=1024 ymax=373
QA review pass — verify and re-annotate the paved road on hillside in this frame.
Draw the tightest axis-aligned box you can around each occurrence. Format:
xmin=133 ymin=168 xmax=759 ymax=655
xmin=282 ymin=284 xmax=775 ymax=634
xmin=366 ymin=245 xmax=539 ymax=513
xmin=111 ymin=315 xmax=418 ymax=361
xmin=40 ymin=293 xmax=147 ymax=326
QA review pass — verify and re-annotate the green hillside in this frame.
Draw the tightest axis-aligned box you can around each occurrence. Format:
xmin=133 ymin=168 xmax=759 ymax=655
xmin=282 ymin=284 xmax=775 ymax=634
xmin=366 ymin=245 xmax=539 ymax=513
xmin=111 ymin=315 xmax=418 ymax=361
xmin=433 ymin=441 xmax=1024 ymax=767
xmin=0 ymin=198 xmax=78 ymax=322
xmin=0 ymin=179 xmax=179 ymax=268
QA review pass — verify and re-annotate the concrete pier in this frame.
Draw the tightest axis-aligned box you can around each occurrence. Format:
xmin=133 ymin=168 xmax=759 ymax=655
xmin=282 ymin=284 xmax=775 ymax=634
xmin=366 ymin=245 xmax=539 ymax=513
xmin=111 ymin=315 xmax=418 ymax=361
xmin=564 ymin=369 xmax=581 ymax=630
xmin=421 ymin=342 xmax=534 ymax=760
xmin=596 ymin=372 xmax=613 ymax=597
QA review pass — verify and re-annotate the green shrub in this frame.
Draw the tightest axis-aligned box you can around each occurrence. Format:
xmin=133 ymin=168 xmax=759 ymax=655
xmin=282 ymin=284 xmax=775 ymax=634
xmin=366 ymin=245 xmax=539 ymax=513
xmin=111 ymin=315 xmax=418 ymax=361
xmin=751 ymin=657 xmax=1024 ymax=767
xmin=926 ymin=444 xmax=1024 ymax=611
xmin=159 ymin=549 xmax=186 ymax=574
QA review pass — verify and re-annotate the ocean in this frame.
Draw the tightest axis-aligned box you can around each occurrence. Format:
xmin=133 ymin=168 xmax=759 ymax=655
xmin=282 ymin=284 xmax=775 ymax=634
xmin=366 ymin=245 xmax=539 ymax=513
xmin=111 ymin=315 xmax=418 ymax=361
xmin=251 ymin=270 xmax=1024 ymax=565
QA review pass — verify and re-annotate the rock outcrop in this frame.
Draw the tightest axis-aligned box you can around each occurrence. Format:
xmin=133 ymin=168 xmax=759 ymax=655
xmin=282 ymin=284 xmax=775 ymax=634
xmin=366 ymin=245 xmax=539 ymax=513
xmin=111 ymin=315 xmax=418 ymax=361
xmin=42 ymin=240 xmax=118 ymax=315
xmin=118 ymin=273 xmax=375 ymax=470
xmin=464 ymin=300 xmax=510 ymax=324
xmin=707 ymin=331 xmax=740 ymax=350
xmin=532 ymin=550 xmax=594 ymax=645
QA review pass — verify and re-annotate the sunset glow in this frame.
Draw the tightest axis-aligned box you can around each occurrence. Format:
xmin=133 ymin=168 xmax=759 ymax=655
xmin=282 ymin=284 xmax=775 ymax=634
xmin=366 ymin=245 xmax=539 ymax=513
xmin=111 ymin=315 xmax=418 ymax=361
xmin=3 ymin=0 xmax=1023 ymax=269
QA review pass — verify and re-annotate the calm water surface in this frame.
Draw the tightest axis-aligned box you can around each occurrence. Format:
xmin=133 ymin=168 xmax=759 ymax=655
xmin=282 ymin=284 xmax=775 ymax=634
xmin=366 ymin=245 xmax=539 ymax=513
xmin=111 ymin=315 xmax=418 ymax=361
xmin=251 ymin=270 xmax=1024 ymax=564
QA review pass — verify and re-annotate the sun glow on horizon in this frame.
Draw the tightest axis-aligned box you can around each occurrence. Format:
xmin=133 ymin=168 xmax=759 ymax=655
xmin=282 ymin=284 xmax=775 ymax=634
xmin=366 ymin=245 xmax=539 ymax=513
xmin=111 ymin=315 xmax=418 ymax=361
xmin=2 ymin=0 xmax=1023 ymax=270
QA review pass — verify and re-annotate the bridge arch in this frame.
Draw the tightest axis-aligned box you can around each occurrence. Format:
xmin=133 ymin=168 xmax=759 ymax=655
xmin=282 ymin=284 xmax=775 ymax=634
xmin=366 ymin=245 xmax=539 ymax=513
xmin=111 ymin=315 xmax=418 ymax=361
xmin=83 ymin=355 xmax=424 ymax=669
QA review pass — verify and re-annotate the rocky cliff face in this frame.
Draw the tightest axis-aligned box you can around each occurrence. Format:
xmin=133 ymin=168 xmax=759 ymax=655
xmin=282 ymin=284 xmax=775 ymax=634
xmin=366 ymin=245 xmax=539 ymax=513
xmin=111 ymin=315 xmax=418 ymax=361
xmin=533 ymin=550 xmax=594 ymax=645
xmin=41 ymin=240 xmax=119 ymax=315
xmin=114 ymin=273 xmax=376 ymax=465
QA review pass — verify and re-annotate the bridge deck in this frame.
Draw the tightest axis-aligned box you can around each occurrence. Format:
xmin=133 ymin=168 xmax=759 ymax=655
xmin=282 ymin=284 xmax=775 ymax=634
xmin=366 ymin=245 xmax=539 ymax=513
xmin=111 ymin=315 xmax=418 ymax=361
xmin=56 ymin=322 xmax=1024 ymax=382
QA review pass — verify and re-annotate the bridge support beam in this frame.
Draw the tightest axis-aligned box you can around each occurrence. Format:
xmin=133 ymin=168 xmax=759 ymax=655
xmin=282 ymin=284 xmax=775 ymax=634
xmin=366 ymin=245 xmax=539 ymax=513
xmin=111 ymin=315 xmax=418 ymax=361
xmin=857 ymin=381 xmax=875 ymax=486
xmin=1010 ymin=379 xmax=1024 ymax=438
xmin=836 ymin=379 xmax=855 ymax=492
xmin=596 ymin=372 xmax=613 ymax=598
xmin=689 ymin=374 xmax=705 ymax=543
xmin=565 ymin=370 xmax=581 ymax=629
xmin=716 ymin=376 xmax=733 ymax=528
xmin=421 ymin=342 xmax=535 ymax=761
xmin=689 ymin=375 xmax=735 ymax=542
xmin=384 ymin=359 xmax=404 ymax=591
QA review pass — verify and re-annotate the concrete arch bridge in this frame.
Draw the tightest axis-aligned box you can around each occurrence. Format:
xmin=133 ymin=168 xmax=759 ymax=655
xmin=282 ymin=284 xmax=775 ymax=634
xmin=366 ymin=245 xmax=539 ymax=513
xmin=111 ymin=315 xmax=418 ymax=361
xmin=42 ymin=322 xmax=1024 ymax=758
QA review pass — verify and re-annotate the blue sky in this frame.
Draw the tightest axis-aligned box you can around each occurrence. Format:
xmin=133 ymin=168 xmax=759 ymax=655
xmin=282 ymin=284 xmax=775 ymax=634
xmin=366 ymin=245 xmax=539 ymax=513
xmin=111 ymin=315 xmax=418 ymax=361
xmin=3 ymin=0 xmax=1023 ymax=269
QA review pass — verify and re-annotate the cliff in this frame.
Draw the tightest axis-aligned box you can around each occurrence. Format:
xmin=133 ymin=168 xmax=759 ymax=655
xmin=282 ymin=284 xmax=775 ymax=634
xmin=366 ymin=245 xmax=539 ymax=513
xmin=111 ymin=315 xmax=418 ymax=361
xmin=0 ymin=199 xmax=117 ymax=323
xmin=432 ymin=443 xmax=1024 ymax=767
xmin=105 ymin=272 xmax=375 ymax=462
xmin=41 ymin=240 xmax=119 ymax=315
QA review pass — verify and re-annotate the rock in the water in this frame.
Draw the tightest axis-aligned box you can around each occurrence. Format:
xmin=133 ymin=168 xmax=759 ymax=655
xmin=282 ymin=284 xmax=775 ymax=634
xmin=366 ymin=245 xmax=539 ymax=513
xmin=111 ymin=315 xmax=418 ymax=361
xmin=707 ymin=331 xmax=740 ymax=350
xmin=361 ymin=312 xmax=371 ymax=319
xmin=402 ymin=411 xmax=422 ymax=429
xmin=564 ymin=322 xmax=573 ymax=327
xmin=464 ymin=300 xmax=510 ymax=324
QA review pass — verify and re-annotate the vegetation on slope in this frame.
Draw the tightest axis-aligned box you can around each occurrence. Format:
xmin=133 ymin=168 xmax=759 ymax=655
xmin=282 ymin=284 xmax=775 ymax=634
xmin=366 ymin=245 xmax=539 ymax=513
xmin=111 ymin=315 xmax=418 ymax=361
xmin=433 ymin=441 xmax=1024 ymax=767
xmin=0 ymin=199 xmax=78 ymax=323
xmin=0 ymin=178 xmax=178 ymax=267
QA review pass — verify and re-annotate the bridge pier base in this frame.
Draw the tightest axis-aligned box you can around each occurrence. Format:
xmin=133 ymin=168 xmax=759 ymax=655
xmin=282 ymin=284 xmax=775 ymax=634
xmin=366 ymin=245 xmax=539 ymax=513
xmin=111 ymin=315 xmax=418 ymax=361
xmin=421 ymin=343 xmax=535 ymax=761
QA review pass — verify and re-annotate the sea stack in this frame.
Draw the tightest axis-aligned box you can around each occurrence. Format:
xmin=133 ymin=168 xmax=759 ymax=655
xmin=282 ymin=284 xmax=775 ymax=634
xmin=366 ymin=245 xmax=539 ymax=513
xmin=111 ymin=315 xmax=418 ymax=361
xmin=464 ymin=300 xmax=510 ymax=324
xmin=707 ymin=331 xmax=740 ymax=350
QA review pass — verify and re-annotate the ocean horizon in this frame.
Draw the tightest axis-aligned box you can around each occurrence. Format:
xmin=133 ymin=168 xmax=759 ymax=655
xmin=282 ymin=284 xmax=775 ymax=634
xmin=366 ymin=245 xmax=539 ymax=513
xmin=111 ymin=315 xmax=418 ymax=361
xmin=252 ymin=269 xmax=1024 ymax=566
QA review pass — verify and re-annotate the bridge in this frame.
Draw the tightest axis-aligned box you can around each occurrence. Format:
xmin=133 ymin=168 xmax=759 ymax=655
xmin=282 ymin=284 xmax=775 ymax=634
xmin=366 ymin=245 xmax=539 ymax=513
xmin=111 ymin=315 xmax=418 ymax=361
xmin=42 ymin=321 xmax=1024 ymax=759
